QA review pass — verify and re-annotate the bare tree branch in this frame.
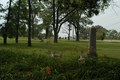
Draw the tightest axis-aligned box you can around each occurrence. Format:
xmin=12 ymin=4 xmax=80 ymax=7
xmin=62 ymin=28 xmax=69 ymax=34
xmin=58 ymin=8 xmax=76 ymax=24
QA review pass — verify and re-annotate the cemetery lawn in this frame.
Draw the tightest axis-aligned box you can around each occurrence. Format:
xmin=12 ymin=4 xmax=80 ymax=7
xmin=0 ymin=37 xmax=120 ymax=80
xmin=0 ymin=37 xmax=120 ymax=61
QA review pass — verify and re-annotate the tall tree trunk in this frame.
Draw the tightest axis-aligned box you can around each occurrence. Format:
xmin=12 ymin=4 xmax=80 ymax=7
xmin=76 ymin=30 xmax=79 ymax=41
xmin=76 ymin=11 xmax=80 ymax=41
xmin=32 ymin=25 xmax=34 ymax=39
xmin=53 ymin=0 xmax=57 ymax=43
xmin=31 ymin=14 xmax=35 ymax=39
xmin=76 ymin=23 xmax=79 ymax=41
xmin=54 ymin=30 xmax=58 ymax=43
xmin=68 ymin=26 xmax=71 ymax=40
xmin=45 ymin=28 xmax=48 ymax=39
xmin=4 ymin=0 xmax=12 ymax=44
xmin=54 ymin=0 xmax=59 ymax=43
xmin=28 ymin=0 xmax=31 ymax=46
xmin=68 ymin=34 xmax=70 ymax=40
xmin=16 ymin=0 xmax=21 ymax=43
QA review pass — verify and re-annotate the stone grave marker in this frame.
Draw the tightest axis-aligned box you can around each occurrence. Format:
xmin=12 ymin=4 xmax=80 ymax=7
xmin=87 ymin=26 xmax=98 ymax=57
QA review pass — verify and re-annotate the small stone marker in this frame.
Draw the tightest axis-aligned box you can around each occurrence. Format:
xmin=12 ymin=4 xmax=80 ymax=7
xmin=49 ymin=52 xmax=62 ymax=57
xmin=50 ymin=52 xmax=54 ymax=57
xmin=59 ymin=37 xmax=61 ymax=40
xmin=40 ymin=39 xmax=44 ymax=42
xmin=78 ymin=55 xmax=84 ymax=60
xmin=87 ymin=26 xmax=98 ymax=57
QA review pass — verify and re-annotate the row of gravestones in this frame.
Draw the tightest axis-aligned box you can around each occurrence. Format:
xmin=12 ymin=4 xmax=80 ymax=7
xmin=59 ymin=37 xmax=68 ymax=40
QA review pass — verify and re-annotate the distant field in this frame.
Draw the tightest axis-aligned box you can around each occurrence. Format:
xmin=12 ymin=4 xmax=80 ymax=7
xmin=0 ymin=37 xmax=120 ymax=61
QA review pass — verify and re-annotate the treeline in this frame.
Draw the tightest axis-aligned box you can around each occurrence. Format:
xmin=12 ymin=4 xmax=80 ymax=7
xmin=95 ymin=25 xmax=120 ymax=40
xmin=78 ymin=25 xmax=120 ymax=40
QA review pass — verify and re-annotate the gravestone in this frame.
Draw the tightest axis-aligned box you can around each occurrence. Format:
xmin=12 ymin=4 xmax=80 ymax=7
xmin=87 ymin=26 xmax=98 ymax=57
xmin=59 ymin=37 xmax=61 ymax=40
xmin=78 ymin=55 xmax=85 ymax=60
xmin=40 ymin=39 xmax=44 ymax=42
xmin=38 ymin=36 xmax=42 ymax=40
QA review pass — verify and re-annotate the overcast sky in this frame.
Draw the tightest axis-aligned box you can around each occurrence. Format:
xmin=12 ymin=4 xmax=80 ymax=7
xmin=0 ymin=0 xmax=120 ymax=37
xmin=91 ymin=0 xmax=120 ymax=31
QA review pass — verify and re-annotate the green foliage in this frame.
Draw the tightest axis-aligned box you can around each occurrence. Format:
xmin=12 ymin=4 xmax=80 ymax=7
xmin=0 ymin=27 xmax=5 ymax=37
xmin=100 ymin=32 xmax=106 ymax=40
xmin=106 ymin=29 xmax=119 ymax=40
xmin=0 ymin=0 xmax=43 ymax=39
xmin=0 ymin=49 xmax=120 ymax=80
xmin=0 ymin=3 xmax=6 ymax=13
xmin=95 ymin=25 xmax=107 ymax=40
xmin=79 ymin=27 xmax=90 ymax=39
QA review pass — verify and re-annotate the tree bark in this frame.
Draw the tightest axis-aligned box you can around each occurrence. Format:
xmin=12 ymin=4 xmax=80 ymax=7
xmin=54 ymin=30 xmax=58 ymax=43
xmin=53 ymin=0 xmax=77 ymax=43
xmin=32 ymin=25 xmax=34 ymax=39
xmin=76 ymin=30 xmax=79 ymax=41
xmin=4 ymin=0 xmax=12 ymax=44
xmin=76 ymin=11 xmax=80 ymax=41
xmin=31 ymin=14 xmax=35 ymax=39
xmin=16 ymin=0 xmax=21 ymax=43
xmin=68 ymin=34 xmax=70 ymax=40
xmin=45 ymin=28 xmax=48 ymax=39
xmin=76 ymin=23 xmax=80 ymax=41
xmin=53 ymin=0 xmax=58 ymax=43
xmin=68 ymin=26 xmax=71 ymax=40
xmin=28 ymin=0 xmax=31 ymax=46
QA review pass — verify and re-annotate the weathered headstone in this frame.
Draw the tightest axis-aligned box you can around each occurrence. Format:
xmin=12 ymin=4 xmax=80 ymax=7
xmin=78 ymin=55 xmax=85 ymax=60
xmin=59 ymin=37 xmax=61 ymax=40
xmin=49 ymin=52 xmax=62 ymax=57
xmin=87 ymin=26 xmax=98 ymax=57
xmin=38 ymin=36 xmax=42 ymax=40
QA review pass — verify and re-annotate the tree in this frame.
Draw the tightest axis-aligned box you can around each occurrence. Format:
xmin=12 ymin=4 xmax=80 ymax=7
xmin=28 ymin=0 xmax=32 ymax=46
xmin=44 ymin=25 xmax=53 ymax=39
xmin=100 ymin=32 xmax=106 ymax=40
xmin=0 ymin=3 xmax=6 ymax=18
xmin=0 ymin=0 xmax=43 ymax=45
xmin=95 ymin=25 xmax=107 ymax=40
xmin=39 ymin=7 xmax=53 ymax=39
xmin=117 ymin=32 xmax=120 ymax=40
xmin=0 ymin=3 xmax=6 ymax=38
xmin=18 ymin=24 xmax=27 ymax=37
xmin=62 ymin=23 xmax=72 ymax=40
xmin=54 ymin=0 xmax=111 ymax=42
xmin=0 ymin=3 xmax=3 ymax=12
xmin=4 ymin=0 xmax=12 ymax=44
xmin=16 ymin=0 xmax=21 ymax=43
xmin=39 ymin=0 xmax=111 ymax=43
xmin=31 ymin=0 xmax=42 ymax=39
xmin=67 ymin=10 xmax=93 ymax=41
xmin=106 ymin=30 xmax=118 ymax=40
xmin=79 ymin=26 xmax=90 ymax=39
xmin=1 ymin=0 xmax=28 ymax=41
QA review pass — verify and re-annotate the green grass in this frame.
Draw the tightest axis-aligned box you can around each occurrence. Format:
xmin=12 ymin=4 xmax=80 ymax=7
xmin=0 ymin=37 xmax=120 ymax=80
xmin=0 ymin=37 xmax=120 ymax=61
